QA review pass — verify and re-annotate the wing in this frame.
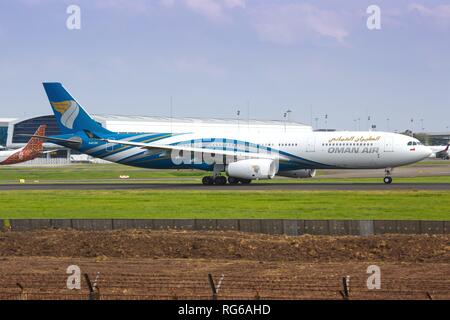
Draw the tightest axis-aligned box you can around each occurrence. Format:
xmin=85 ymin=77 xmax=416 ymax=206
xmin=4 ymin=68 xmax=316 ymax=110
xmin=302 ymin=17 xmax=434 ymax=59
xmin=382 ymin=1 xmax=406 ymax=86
xmin=101 ymin=138 xmax=287 ymax=161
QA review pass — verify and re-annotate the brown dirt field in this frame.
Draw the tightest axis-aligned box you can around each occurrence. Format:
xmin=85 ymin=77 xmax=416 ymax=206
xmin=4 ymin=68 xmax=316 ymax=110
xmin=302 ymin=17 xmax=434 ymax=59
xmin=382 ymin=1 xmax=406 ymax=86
xmin=0 ymin=229 xmax=449 ymax=300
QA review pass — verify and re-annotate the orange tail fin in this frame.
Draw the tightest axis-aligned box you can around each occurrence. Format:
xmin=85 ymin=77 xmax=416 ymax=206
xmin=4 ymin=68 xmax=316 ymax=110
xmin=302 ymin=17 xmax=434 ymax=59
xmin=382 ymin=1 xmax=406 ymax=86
xmin=23 ymin=125 xmax=46 ymax=153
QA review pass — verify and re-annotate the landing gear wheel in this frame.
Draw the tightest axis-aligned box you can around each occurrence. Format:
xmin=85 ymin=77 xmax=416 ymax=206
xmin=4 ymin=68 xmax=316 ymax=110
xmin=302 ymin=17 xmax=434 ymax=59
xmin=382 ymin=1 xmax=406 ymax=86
xmin=383 ymin=176 xmax=393 ymax=184
xmin=228 ymin=177 xmax=239 ymax=185
xmin=202 ymin=176 xmax=214 ymax=185
xmin=214 ymin=176 xmax=227 ymax=185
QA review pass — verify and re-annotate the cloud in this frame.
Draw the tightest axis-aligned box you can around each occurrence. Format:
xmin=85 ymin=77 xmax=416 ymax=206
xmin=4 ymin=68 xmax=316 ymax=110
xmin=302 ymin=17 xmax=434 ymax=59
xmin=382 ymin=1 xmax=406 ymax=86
xmin=250 ymin=3 xmax=349 ymax=45
xmin=409 ymin=3 xmax=450 ymax=27
xmin=175 ymin=57 xmax=227 ymax=78
xmin=94 ymin=0 xmax=151 ymax=14
xmin=17 ymin=0 xmax=53 ymax=6
xmin=161 ymin=0 xmax=245 ymax=23
xmin=160 ymin=0 xmax=175 ymax=7
xmin=92 ymin=0 xmax=245 ymax=23
xmin=182 ymin=0 xmax=226 ymax=22
xmin=223 ymin=0 xmax=245 ymax=9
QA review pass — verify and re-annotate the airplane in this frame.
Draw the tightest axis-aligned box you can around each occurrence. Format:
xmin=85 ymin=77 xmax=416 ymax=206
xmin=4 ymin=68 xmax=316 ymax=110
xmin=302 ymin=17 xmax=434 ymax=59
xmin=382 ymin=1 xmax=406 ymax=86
xmin=0 ymin=125 xmax=46 ymax=165
xmin=428 ymin=145 xmax=449 ymax=160
xmin=25 ymin=83 xmax=432 ymax=185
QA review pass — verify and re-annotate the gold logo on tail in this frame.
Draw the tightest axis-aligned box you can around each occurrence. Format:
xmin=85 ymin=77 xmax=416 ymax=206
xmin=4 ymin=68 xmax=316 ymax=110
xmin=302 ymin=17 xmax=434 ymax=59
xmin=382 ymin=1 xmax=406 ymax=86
xmin=51 ymin=100 xmax=79 ymax=130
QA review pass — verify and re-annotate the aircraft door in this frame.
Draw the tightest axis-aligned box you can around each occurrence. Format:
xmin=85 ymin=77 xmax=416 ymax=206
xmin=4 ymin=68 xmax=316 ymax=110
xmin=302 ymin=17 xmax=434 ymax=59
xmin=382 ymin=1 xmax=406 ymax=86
xmin=384 ymin=136 xmax=394 ymax=152
xmin=306 ymin=136 xmax=315 ymax=152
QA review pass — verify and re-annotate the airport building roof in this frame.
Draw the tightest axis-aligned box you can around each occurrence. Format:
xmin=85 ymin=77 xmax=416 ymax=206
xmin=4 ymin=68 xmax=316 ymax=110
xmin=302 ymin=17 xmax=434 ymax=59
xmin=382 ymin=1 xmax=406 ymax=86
xmin=0 ymin=118 xmax=17 ymax=126
xmin=92 ymin=114 xmax=310 ymax=126
xmin=92 ymin=114 xmax=312 ymax=134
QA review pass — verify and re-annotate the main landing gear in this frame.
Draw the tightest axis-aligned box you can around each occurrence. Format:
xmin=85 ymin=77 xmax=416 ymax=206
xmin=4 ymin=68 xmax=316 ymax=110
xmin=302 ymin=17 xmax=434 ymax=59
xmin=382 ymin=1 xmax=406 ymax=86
xmin=202 ymin=176 xmax=226 ymax=185
xmin=383 ymin=168 xmax=393 ymax=184
xmin=201 ymin=164 xmax=252 ymax=186
xmin=201 ymin=175 xmax=251 ymax=185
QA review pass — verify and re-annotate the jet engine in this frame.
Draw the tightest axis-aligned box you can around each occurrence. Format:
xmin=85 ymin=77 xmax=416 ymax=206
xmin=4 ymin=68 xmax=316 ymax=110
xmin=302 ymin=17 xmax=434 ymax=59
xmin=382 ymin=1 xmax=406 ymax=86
xmin=277 ymin=169 xmax=316 ymax=178
xmin=226 ymin=159 xmax=277 ymax=180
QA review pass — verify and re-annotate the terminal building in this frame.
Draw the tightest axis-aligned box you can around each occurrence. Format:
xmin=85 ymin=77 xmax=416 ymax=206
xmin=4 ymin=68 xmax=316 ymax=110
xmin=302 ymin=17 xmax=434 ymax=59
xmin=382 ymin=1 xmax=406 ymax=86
xmin=0 ymin=118 xmax=16 ymax=149
xmin=422 ymin=132 xmax=450 ymax=146
xmin=2 ymin=114 xmax=313 ymax=164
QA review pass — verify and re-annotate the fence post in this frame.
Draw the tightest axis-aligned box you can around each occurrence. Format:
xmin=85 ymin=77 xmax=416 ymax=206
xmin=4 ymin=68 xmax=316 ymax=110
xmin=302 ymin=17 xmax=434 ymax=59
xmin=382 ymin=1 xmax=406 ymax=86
xmin=340 ymin=276 xmax=350 ymax=300
xmin=84 ymin=273 xmax=100 ymax=300
xmin=16 ymin=283 xmax=27 ymax=300
xmin=208 ymin=273 xmax=217 ymax=300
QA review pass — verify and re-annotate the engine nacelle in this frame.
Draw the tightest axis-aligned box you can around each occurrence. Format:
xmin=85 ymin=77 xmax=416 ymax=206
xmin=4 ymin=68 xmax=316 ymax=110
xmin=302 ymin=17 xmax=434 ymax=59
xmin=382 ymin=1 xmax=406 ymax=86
xmin=277 ymin=169 xmax=316 ymax=178
xmin=226 ymin=159 xmax=277 ymax=180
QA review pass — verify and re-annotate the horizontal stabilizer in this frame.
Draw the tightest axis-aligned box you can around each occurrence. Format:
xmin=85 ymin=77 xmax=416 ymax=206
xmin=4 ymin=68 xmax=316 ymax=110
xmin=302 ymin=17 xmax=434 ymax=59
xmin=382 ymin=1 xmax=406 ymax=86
xmin=17 ymin=134 xmax=82 ymax=148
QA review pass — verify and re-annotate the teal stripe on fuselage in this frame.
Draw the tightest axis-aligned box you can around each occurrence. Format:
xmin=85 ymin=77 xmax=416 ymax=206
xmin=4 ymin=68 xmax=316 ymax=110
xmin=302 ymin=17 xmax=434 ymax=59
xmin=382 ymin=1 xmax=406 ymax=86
xmin=85 ymin=133 xmax=174 ymax=158
xmin=79 ymin=133 xmax=334 ymax=170
xmin=168 ymin=137 xmax=334 ymax=169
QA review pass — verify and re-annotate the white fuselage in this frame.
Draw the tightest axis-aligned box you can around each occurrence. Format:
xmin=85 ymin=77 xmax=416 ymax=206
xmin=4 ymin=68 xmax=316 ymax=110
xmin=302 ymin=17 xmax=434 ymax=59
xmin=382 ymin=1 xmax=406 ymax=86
xmin=96 ymin=129 xmax=432 ymax=172
xmin=0 ymin=149 xmax=19 ymax=164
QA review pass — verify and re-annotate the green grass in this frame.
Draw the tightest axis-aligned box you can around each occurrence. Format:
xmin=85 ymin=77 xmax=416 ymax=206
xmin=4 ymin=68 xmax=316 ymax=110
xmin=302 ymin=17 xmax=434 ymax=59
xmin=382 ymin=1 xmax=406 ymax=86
xmin=409 ymin=160 xmax=450 ymax=166
xmin=290 ymin=176 xmax=450 ymax=183
xmin=1 ymin=163 xmax=450 ymax=184
xmin=1 ymin=190 xmax=449 ymax=220
xmin=0 ymin=164 xmax=204 ymax=183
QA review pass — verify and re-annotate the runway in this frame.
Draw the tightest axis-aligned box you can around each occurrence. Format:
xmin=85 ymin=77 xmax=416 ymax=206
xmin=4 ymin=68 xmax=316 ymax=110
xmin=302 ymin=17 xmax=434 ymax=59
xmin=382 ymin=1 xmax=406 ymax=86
xmin=1 ymin=183 xmax=450 ymax=191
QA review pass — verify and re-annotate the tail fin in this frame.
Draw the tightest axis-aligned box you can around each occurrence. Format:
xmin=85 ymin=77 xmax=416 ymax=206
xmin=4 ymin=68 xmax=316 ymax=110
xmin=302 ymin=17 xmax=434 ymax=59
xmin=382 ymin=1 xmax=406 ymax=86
xmin=23 ymin=125 xmax=46 ymax=153
xmin=43 ymin=82 xmax=111 ymax=135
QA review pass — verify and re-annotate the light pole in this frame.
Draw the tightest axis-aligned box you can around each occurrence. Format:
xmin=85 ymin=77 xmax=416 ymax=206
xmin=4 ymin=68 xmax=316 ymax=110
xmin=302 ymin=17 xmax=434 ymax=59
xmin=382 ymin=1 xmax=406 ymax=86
xmin=237 ymin=109 xmax=240 ymax=131
xmin=283 ymin=109 xmax=292 ymax=132
xmin=285 ymin=109 xmax=292 ymax=121
xmin=386 ymin=118 xmax=390 ymax=132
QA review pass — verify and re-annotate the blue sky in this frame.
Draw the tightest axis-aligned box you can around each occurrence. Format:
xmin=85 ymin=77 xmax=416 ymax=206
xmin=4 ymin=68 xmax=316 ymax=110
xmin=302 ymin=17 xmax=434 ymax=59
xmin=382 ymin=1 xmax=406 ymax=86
xmin=0 ymin=0 xmax=449 ymax=132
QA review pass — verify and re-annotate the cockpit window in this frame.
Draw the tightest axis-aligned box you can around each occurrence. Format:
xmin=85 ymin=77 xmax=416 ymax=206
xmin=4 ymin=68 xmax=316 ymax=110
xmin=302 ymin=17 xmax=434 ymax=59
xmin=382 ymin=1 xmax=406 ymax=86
xmin=408 ymin=142 xmax=413 ymax=146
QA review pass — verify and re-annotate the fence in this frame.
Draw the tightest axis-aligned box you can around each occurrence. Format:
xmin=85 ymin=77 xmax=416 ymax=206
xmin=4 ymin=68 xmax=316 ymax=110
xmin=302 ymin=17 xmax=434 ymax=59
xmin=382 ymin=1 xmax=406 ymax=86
xmin=3 ymin=219 xmax=449 ymax=235
xmin=2 ymin=271 xmax=449 ymax=300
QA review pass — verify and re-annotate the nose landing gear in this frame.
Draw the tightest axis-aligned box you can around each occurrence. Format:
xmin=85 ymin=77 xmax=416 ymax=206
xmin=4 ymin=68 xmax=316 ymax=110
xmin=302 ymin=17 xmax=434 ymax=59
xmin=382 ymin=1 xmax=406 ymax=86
xmin=383 ymin=168 xmax=393 ymax=184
